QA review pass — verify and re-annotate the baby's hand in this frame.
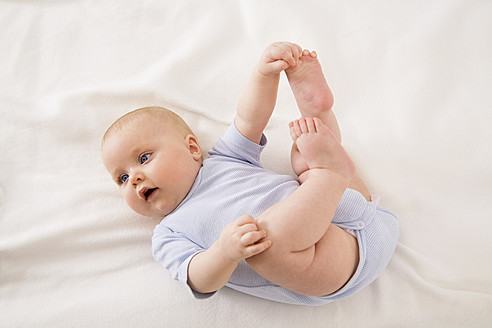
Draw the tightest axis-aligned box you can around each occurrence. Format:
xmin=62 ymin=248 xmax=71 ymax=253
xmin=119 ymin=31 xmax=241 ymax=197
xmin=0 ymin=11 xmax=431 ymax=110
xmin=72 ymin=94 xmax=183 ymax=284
xmin=218 ymin=215 xmax=272 ymax=262
xmin=257 ymin=42 xmax=303 ymax=77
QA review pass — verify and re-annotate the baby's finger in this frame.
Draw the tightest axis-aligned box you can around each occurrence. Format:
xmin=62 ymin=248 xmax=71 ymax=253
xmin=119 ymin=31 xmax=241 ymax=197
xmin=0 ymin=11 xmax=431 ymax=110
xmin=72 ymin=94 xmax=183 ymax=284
xmin=234 ymin=214 xmax=255 ymax=226
xmin=270 ymin=59 xmax=290 ymax=73
xmin=240 ymin=230 xmax=267 ymax=246
xmin=281 ymin=42 xmax=301 ymax=61
xmin=274 ymin=46 xmax=296 ymax=66
xmin=244 ymin=240 xmax=272 ymax=258
xmin=292 ymin=42 xmax=302 ymax=53
xmin=291 ymin=43 xmax=302 ymax=61
xmin=237 ymin=223 xmax=259 ymax=236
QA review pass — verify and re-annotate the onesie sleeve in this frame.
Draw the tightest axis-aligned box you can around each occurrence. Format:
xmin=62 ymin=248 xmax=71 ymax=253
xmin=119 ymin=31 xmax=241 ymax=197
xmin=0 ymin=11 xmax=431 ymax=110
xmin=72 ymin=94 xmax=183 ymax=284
xmin=208 ymin=122 xmax=267 ymax=168
xmin=152 ymin=225 xmax=215 ymax=299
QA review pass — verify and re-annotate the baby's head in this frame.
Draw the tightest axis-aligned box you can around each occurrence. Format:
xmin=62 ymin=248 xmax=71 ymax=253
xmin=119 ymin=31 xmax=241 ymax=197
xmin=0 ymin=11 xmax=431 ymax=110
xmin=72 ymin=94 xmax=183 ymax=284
xmin=102 ymin=106 xmax=202 ymax=218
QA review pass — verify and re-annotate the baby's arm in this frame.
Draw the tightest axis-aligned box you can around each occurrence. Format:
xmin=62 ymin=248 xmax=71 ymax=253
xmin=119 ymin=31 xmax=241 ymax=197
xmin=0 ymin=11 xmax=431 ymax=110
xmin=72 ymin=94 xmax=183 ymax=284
xmin=235 ymin=42 xmax=302 ymax=144
xmin=187 ymin=215 xmax=271 ymax=294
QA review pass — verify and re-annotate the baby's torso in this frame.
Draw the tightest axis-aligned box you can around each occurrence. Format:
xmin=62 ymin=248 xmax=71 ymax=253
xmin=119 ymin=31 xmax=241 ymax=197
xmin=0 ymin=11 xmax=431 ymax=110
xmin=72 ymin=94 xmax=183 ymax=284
xmin=163 ymin=156 xmax=299 ymax=249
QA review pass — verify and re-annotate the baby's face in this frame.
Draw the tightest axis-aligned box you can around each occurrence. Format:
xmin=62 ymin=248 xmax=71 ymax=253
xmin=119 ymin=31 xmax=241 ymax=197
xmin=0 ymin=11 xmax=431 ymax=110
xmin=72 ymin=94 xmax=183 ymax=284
xmin=102 ymin=118 xmax=202 ymax=218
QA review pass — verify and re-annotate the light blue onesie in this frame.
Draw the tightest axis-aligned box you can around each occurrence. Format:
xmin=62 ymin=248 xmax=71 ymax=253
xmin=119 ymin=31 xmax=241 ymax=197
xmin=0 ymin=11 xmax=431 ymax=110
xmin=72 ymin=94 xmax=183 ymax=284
xmin=152 ymin=123 xmax=399 ymax=306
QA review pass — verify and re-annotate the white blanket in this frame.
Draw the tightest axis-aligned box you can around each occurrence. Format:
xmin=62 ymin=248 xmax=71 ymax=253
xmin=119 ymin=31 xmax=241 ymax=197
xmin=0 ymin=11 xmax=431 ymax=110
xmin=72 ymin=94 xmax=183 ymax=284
xmin=1 ymin=1 xmax=491 ymax=327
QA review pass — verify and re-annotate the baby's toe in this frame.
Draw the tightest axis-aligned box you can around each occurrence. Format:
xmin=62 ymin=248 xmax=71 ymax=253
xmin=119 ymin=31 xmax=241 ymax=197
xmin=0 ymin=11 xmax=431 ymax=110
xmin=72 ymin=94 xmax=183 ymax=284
xmin=298 ymin=118 xmax=309 ymax=133
xmin=289 ymin=123 xmax=298 ymax=141
xmin=290 ymin=120 xmax=302 ymax=139
xmin=305 ymin=117 xmax=316 ymax=133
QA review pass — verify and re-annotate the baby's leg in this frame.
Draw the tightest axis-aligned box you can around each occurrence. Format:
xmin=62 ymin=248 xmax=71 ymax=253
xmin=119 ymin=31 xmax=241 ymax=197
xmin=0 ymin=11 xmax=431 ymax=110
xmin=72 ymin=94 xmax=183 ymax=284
xmin=247 ymin=118 xmax=358 ymax=296
xmin=286 ymin=50 xmax=370 ymax=200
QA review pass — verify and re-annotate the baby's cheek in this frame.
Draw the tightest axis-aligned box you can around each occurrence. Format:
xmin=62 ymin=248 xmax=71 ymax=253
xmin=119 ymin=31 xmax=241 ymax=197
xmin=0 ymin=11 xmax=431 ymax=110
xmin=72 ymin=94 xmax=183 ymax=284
xmin=124 ymin=192 xmax=140 ymax=212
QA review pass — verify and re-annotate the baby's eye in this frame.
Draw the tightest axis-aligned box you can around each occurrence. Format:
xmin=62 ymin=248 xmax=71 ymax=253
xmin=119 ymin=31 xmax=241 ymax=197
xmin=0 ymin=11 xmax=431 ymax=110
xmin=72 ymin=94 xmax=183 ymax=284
xmin=119 ymin=174 xmax=129 ymax=184
xmin=140 ymin=153 xmax=151 ymax=164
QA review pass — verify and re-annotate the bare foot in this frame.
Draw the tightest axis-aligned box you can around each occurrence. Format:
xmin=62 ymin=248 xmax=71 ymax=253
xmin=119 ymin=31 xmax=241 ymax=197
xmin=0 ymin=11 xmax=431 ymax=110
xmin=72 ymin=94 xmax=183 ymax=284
xmin=289 ymin=117 xmax=355 ymax=179
xmin=285 ymin=50 xmax=334 ymax=120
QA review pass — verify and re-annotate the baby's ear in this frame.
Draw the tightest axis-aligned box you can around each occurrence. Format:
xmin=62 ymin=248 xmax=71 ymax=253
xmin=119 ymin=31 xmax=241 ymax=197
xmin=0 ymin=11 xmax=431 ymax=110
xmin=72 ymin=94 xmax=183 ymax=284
xmin=186 ymin=135 xmax=202 ymax=160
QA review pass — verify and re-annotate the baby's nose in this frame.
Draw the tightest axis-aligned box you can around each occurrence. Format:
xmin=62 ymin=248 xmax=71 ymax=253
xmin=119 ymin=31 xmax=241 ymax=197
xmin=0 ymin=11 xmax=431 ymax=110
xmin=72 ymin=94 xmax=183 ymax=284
xmin=129 ymin=170 xmax=145 ymax=185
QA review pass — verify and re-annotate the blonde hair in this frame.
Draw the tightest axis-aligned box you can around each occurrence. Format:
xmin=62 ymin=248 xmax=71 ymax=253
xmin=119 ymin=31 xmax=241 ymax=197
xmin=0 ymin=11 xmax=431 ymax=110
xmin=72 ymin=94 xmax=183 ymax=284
xmin=102 ymin=106 xmax=195 ymax=144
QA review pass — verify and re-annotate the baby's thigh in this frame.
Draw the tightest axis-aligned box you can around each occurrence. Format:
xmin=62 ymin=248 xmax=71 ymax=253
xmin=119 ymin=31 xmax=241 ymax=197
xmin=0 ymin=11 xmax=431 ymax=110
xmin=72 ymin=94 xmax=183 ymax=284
xmin=349 ymin=173 xmax=371 ymax=201
xmin=246 ymin=224 xmax=359 ymax=296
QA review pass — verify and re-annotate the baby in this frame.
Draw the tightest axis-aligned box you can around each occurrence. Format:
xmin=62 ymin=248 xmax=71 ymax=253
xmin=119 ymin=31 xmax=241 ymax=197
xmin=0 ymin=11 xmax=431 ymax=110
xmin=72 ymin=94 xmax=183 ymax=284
xmin=101 ymin=42 xmax=399 ymax=306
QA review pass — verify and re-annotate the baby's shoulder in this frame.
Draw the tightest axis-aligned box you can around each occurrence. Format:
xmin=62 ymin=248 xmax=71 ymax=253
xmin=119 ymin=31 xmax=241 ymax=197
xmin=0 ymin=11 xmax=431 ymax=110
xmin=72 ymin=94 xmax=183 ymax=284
xmin=208 ymin=124 xmax=266 ymax=168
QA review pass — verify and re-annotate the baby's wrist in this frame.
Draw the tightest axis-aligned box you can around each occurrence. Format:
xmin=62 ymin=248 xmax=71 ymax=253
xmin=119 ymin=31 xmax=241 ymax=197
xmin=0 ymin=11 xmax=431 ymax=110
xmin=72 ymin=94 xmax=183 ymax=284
xmin=307 ymin=167 xmax=353 ymax=182
xmin=213 ymin=240 xmax=242 ymax=264
xmin=255 ymin=64 xmax=281 ymax=79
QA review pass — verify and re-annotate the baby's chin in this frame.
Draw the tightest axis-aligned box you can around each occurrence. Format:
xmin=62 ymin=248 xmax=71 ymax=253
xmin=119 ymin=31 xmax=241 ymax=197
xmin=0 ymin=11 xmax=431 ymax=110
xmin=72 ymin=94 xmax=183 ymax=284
xmin=131 ymin=206 xmax=168 ymax=219
xmin=129 ymin=197 xmax=178 ymax=218
xmin=143 ymin=210 xmax=168 ymax=219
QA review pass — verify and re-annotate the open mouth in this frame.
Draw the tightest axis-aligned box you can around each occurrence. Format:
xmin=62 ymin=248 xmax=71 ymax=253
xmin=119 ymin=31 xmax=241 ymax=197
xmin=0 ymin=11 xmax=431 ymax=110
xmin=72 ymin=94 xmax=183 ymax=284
xmin=144 ymin=188 xmax=158 ymax=201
